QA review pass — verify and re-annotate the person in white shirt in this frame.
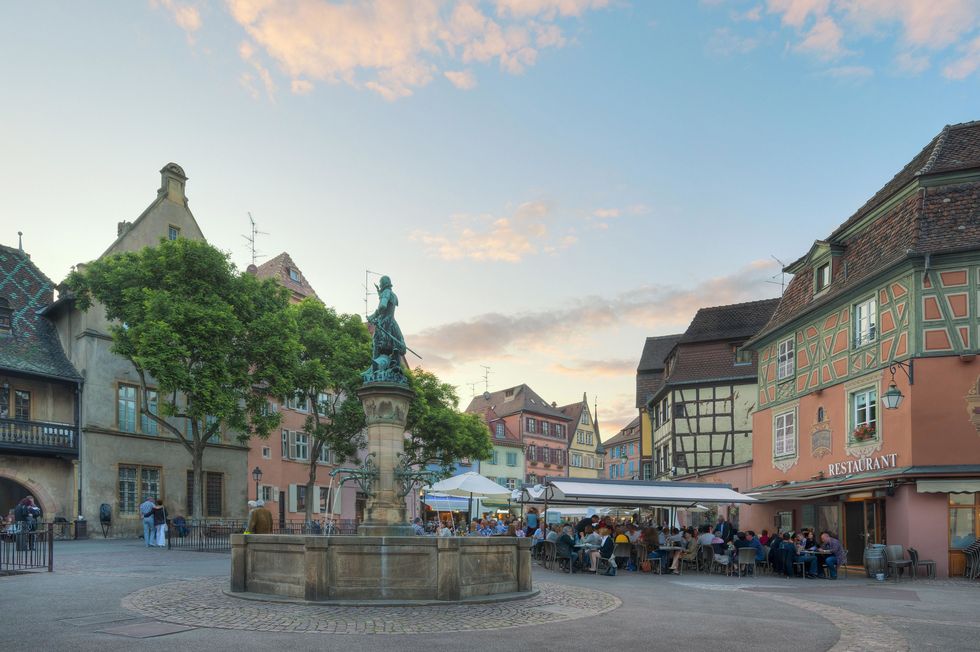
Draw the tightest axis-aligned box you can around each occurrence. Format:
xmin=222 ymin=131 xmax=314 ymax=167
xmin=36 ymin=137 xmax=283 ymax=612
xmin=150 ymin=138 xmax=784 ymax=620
xmin=626 ymin=524 xmax=640 ymax=543
xmin=698 ymin=525 xmax=715 ymax=547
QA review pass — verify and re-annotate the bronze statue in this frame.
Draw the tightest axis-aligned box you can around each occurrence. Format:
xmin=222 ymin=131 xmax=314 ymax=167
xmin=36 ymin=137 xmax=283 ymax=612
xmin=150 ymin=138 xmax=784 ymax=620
xmin=364 ymin=275 xmax=412 ymax=384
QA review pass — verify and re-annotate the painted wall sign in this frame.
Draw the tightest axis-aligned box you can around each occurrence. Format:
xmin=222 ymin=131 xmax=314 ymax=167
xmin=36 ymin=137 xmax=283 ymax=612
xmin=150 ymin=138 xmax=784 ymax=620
xmin=827 ymin=453 xmax=898 ymax=477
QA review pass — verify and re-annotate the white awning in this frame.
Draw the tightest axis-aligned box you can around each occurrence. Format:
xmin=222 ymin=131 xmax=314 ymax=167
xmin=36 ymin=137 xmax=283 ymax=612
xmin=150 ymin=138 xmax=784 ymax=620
xmin=524 ymin=478 xmax=757 ymax=507
xmin=917 ymin=479 xmax=980 ymax=494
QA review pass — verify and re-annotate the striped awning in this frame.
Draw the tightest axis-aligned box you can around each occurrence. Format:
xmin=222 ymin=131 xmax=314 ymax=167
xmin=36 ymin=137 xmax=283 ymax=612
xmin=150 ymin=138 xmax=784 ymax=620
xmin=917 ymin=479 xmax=980 ymax=494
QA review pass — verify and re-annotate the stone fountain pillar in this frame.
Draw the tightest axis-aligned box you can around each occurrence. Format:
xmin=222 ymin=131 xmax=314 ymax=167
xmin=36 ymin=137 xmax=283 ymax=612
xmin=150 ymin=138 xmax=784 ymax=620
xmin=356 ymin=382 xmax=416 ymax=537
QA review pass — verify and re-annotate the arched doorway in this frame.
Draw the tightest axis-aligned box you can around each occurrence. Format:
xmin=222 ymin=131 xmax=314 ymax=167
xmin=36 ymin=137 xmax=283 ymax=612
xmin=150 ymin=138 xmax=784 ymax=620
xmin=0 ymin=476 xmax=41 ymax=519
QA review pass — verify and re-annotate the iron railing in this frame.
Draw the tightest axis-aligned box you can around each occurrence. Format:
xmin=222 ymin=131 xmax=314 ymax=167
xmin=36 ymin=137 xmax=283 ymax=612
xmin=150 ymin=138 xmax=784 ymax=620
xmin=0 ymin=523 xmax=53 ymax=573
xmin=0 ymin=418 xmax=78 ymax=456
xmin=167 ymin=518 xmax=359 ymax=552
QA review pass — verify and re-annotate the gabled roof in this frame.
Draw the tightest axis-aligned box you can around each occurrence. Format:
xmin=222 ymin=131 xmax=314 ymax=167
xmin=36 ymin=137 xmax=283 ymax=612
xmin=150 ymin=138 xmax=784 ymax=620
xmin=678 ymin=298 xmax=780 ymax=344
xmin=636 ymin=334 xmax=683 ymax=408
xmin=0 ymin=245 xmax=81 ymax=382
xmin=557 ymin=400 xmax=584 ymax=428
xmin=749 ymin=120 xmax=980 ymax=346
xmin=472 ymin=404 xmax=524 ymax=449
xmin=464 ymin=384 xmax=571 ymax=421
xmin=637 ymin=334 xmax=683 ymax=371
xmin=250 ymin=252 xmax=318 ymax=301
xmin=602 ymin=416 xmax=640 ymax=447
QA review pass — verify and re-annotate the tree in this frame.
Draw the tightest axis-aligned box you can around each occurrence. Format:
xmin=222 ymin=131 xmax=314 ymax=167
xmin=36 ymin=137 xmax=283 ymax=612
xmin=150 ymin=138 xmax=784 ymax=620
xmin=290 ymin=298 xmax=372 ymax=522
xmin=403 ymin=369 xmax=493 ymax=478
xmin=67 ymin=238 xmax=298 ymax=519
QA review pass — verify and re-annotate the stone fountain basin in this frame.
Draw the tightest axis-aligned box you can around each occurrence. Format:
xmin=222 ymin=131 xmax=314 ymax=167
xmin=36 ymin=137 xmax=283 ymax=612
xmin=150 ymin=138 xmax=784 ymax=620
xmin=229 ymin=534 xmax=533 ymax=604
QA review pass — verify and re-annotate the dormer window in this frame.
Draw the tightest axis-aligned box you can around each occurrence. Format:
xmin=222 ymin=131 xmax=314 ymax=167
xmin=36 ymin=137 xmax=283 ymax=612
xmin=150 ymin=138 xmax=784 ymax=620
xmin=288 ymin=268 xmax=300 ymax=282
xmin=815 ymin=262 xmax=831 ymax=293
xmin=0 ymin=298 xmax=11 ymax=334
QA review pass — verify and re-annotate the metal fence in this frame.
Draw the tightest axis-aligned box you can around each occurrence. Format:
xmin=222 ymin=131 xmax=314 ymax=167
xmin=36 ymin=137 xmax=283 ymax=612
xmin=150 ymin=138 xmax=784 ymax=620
xmin=166 ymin=519 xmax=359 ymax=552
xmin=0 ymin=523 xmax=53 ymax=573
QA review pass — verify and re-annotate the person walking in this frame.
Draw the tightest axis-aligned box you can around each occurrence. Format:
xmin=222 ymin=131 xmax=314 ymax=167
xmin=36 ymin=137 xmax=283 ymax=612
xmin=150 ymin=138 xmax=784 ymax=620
xmin=139 ymin=496 xmax=156 ymax=547
xmin=152 ymin=499 xmax=167 ymax=547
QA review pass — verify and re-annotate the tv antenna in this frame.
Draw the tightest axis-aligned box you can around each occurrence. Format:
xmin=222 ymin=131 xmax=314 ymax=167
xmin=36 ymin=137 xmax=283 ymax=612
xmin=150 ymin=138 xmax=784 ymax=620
xmin=480 ymin=365 xmax=491 ymax=392
xmin=764 ymin=255 xmax=789 ymax=294
xmin=242 ymin=212 xmax=269 ymax=266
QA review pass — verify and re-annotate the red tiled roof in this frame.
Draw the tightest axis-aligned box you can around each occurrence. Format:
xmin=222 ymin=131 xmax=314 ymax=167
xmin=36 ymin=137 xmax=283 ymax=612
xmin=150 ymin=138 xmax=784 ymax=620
xmin=251 ymin=252 xmax=318 ymax=301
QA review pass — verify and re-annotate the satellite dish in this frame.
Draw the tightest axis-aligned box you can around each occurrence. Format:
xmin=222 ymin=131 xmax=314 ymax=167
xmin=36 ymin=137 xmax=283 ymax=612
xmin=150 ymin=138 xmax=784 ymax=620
xmin=483 ymin=391 xmax=491 ymax=400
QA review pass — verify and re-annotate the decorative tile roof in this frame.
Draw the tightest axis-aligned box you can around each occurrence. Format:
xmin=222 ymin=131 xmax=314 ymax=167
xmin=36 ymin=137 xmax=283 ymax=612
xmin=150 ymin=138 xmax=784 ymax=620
xmin=464 ymin=384 xmax=571 ymax=421
xmin=678 ymin=298 xmax=780 ymax=344
xmin=0 ymin=244 xmax=81 ymax=382
xmin=250 ymin=252 xmax=318 ymax=302
xmin=750 ymin=120 xmax=980 ymax=345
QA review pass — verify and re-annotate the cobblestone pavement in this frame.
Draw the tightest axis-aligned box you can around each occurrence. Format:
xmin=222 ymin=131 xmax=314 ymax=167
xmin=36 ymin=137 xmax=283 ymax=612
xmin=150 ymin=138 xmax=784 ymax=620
xmin=122 ymin=578 xmax=621 ymax=634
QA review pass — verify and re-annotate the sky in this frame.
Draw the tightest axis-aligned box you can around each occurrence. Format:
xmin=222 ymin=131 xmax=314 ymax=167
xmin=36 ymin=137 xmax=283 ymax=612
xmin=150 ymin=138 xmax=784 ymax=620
xmin=3 ymin=1 xmax=979 ymax=440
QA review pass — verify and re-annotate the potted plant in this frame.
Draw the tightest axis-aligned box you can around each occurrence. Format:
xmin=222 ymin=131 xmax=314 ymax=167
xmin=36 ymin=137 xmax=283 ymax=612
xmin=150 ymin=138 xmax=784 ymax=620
xmin=852 ymin=423 xmax=876 ymax=442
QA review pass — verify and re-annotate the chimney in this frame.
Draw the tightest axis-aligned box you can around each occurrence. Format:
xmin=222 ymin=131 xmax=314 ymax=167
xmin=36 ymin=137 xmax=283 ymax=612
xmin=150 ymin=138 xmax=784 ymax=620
xmin=117 ymin=221 xmax=132 ymax=237
xmin=551 ymin=401 xmax=557 ymax=408
xmin=159 ymin=163 xmax=188 ymax=205
xmin=17 ymin=231 xmax=23 ymax=251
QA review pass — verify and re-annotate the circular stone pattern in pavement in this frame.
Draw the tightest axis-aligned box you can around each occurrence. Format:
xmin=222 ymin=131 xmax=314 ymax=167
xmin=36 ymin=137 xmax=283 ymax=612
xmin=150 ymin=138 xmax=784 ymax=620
xmin=122 ymin=579 xmax=621 ymax=634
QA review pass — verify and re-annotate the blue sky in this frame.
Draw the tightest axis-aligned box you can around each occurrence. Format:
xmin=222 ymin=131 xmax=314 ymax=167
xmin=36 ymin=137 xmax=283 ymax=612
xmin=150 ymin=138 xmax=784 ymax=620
xmin=3 ymin=1 xmax=979 ymax=436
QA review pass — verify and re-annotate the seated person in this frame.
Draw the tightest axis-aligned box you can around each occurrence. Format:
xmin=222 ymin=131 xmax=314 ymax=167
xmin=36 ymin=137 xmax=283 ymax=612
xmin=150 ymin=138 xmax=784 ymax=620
xmin=746 ymin=530 xmax=766 ymax=562
xmin=556 ymin=526 xmax=578 ymax=572
xmin=588 ymin=527 xmax=617 ymax=575
xmin=818 ymin=530 xmax=845 ymax=580
xmin=582 ymin=526 xmax=601 ymax=550
xmin=667 ymin=531 xmax=698 ymax=574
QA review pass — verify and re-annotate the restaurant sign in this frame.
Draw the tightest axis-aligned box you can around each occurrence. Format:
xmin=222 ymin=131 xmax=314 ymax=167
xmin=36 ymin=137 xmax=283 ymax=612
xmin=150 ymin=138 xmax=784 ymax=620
xmin=827 ymin=453 xmax=898 ymax=477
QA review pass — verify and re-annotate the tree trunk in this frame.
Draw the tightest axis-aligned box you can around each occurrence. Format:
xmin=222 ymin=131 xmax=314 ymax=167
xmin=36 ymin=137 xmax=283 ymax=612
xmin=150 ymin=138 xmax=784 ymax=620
xmin=191 ymin=420 xmax=205 ymax=520
xmin=305 ymin=440 xmax=321 ymax=523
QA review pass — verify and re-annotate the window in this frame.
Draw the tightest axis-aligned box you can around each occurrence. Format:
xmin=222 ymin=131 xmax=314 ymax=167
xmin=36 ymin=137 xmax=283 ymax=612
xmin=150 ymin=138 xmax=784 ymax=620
xmin=506 ymin=451 xmax=517 ymax=466
xmin=525 ymin=417 xmax=537 ymax=433
xmin=555 ymin=424 xmax=564 ymax=439
xmin=851 ymin=388 xmax=878 ymax=441
xmin=118 ymin=464 xmax=161 ymax=514
xmin=205 ymin=472 xmax=222 ymax=516
xmin=817 ymin=407 xmax=825 ymax=423
xmin=950 ymin=493 xmax=978 ymax=549
xmin=117 ymin=384 xmax=137 ymax=432
xmin=774 ymin=410 xmax=796 ymax=457
xmin=319 ymin=487 xmax=331 ymax=512
xmin=296 ymin=485 xmax=307 ymax=512
xmin=541 ymin=421 xmax=550 ymax=436
xmin=288 ymin=268 xmax=300 ymax=282
xmin=281 ymin=430 xmax=289 ymax=459
xmin=673 ymin=403 xmax=687 ymax=418
xmin=658 ymin=398 xmax=669 ymax=427
xmin=168 ymin=225 xmax=180 ymax=241
xmin=141 ymin=390 xmax=159 ymax=435
xmin=489 ymin=450 xmax=499 ymax=465
xmin=777 ymin=338 xmax=795 ymax=381
xmin=0 ymin=298 xmax=11 ymax=333
xmin=505 ymin=478 xmax=517 ymax=490
xmin=734 ymin=347 xmax=752 ymax=366
xmin=854 ymin=298 xmax=877 ymax=347
xmin=319 ymin=444 xmax=331 ymax=464
xmin=629 ymin=442 xmax=635 ymax=456
xmin=261 ymin=486 xmax=274 ymax=502
xmin=571 ymin=452 xmax=582 ymax=467
xmin=294 ymin=432 xmax=309 ymax=460
xmin=526 ymin=445 xmax=536 ymax=462
xmin=495 ymin=423 xmax=505 ymax=439
xmin=815 ymin=263 xmax=831 ymax=292
xmin=13 ymin=390 xmax=30 ymax=421
xmin=288 ymin=392 xmax=308 ymax=412
xmin=526 ymin=473 xmax=538 ymax=485
xmin=642 ymin=462 xmax=652 ymax=481
xmin=262 ymin=446 xmax=271 ymax=459
xmin=581 ymin=411 xmax=591 ymax=425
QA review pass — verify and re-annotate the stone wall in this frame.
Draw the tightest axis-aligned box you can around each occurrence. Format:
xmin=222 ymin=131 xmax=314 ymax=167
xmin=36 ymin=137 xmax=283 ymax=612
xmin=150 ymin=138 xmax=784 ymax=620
xmin=231 ymin=534 xmax=532 ymax=602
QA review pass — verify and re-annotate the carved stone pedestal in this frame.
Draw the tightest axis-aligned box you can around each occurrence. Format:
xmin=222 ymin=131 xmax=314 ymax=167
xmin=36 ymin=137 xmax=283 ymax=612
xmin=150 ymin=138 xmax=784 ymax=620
xmin=356 ymin=382 xmax=415 ymax=537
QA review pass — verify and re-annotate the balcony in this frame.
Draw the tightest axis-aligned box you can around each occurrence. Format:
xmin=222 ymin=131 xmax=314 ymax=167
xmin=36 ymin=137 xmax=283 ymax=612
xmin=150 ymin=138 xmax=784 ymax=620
xmin=0 ymin=418 xmax=78 ymax=457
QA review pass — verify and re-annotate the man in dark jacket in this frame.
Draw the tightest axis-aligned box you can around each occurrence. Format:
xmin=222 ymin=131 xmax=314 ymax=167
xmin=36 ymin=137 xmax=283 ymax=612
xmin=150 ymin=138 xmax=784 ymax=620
xmin=714 ymin=515 xmax=733 ymax=543
xmin=576 ymin=514 xmax=600 ymax=535
xmin=14 ymin=495 xmax=41 ymax=551
xmin=556 ymin=526 xmax=578 ymax=572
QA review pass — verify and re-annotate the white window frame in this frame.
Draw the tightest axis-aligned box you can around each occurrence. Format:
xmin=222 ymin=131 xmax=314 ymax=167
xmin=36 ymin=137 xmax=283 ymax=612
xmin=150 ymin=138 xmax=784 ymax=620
xmin=854 ymin=297 xmax=877 ymax=348
xmin=815 ymin=262 xmax=831 ymax=292
xmin=261 ymin=446 xmax=271 ymax=459
xmin=777 ymin=337 xmax=795 ymax=381
xmin=773 ymin=409 xmax=797 ymax=458
xmin=294 ymin=432 xmax=309 ymax=461
xmin=851 ymin=387 xmax=878 ymax=441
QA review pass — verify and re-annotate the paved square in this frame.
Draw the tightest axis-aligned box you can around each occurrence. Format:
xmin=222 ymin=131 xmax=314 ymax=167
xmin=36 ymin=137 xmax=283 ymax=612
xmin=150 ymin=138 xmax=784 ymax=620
xmin=2 ymin=539 xmax=979 ymax=651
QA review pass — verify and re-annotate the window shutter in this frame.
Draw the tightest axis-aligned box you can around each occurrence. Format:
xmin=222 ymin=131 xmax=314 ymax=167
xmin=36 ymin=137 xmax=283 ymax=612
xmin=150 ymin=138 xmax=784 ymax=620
xmin=288 ymin=484 xmax=297 ymax=512
xmin=313 ymin=485 xmax=322 ymax=513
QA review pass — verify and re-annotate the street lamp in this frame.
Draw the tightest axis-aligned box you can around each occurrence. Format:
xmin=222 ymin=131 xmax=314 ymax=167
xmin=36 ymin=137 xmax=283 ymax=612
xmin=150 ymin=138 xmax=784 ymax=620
xmin=252 ymin=466 xmax=263 ymax=501
xmin=882 ymin=360 xmax=913 ymax=410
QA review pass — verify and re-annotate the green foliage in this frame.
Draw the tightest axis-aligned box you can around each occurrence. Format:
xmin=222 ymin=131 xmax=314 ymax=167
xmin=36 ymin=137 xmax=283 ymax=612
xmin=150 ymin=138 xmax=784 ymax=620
xmin=66 ymin=238 xmax=299 ymax=517
xmin=404 ymin=369 xmax=493 ymax=477
xmin=291 ymin=298 xmax=373 ymax=463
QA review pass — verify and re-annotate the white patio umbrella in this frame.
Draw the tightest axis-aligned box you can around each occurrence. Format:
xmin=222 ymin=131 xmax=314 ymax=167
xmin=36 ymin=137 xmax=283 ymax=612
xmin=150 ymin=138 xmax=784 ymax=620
xmin=426 ymin=471 xmax=512 ymax=520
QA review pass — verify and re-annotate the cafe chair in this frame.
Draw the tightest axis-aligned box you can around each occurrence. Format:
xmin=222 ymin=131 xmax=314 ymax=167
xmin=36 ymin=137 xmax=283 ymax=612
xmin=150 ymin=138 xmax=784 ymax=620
xmin=908 ymin=547 xmax=936 ymax=580
xmin=885 ymin=545 xmax=914 ymax=582
xmin=736 ymin=547 xmax=757 ymax=578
